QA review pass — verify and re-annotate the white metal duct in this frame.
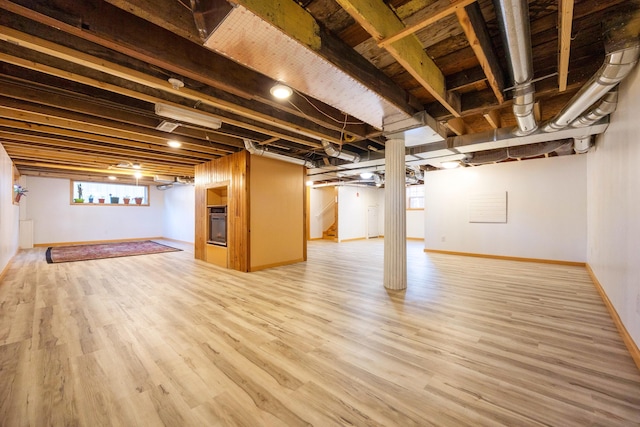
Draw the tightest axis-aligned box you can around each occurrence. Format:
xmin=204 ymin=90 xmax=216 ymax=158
xmin=191 ymin=1 xmax=411 ymax=129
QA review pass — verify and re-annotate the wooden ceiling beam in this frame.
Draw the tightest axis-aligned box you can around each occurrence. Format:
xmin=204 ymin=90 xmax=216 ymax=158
xmin=0 ymin=132 xmax=206 ymax=167
xmin=334 ymin=0 xmax=461 ymax=117
xmin=378 ymin=0 xmax=477 ymax=47
xmin=11 ymin=160 xmax=193 ymax=179
xmin=558 ymin=0 xmax=575 ymax=92
xmin=446 ymin=117 xmax=469 ymax=135
xmin=0 ymin=117 xmax=214 ymax=163
xmin=0 ymin=25 xmax=330 ymax=147
xmin=0 ymin=39 xmax=326 ymax=149
xmin=0 ymin=79 xmax=243 ymax=152
xmin=482 ymin=109 xmax=502 ymax=129
xmin=455 ymin=2 xmax=505 ymax=104
xmin=0 ymin=103 xmax=230 ymax=158
xmin=0 ymin=1 xmax=369 ymax=139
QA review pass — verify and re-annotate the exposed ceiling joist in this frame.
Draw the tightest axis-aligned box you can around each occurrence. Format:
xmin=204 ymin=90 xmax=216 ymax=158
xmin=558 ymin=0 xmax=575 ymax=92
xmin=455 ymin=2 xmax=506 ymax=104
xmin=335 ymin=0 xmax=461 ymax=117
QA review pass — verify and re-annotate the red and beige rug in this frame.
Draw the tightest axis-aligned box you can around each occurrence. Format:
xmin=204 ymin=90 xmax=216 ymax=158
xmin=45 ymin=240 xmax=181 ymax=264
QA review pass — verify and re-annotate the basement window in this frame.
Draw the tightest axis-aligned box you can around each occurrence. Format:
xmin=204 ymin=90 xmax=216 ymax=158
xmin=407 ymin=185 xmax=424 ymax=210
xmin=71 ymin=181 xmax=149 ymax=206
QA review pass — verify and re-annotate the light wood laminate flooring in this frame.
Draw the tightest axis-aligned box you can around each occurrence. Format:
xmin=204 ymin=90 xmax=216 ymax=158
xmin=1 ymin=239 xmax=639 ymax=426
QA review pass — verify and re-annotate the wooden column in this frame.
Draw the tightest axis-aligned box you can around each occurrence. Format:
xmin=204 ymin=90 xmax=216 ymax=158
xmin=383 ymin=138 xmax=407 ymax=290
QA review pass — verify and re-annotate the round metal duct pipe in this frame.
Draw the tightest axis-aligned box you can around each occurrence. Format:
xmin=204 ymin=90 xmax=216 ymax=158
xmin=544 ymin=43 xmax=640 ymax=132
xmin=493 ymin=0 xmax=538 ymax=135
xmin=321 ymin=139 xmax=360 ymax=163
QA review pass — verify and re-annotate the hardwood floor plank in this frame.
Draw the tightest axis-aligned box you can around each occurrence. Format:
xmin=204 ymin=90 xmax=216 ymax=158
xmin=0 ymin=239 xmax=638 ymax=425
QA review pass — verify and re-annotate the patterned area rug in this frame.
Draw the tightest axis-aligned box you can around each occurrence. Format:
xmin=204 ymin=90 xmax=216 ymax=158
xmin=45 ymin=240 xmax=182 ymax=264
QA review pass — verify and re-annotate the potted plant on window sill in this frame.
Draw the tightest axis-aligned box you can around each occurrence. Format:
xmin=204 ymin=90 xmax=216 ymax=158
xmin=123 ymin=196 xmax=131 ymax=204
xmin=134 ymin=197 xmax=143 ymax=205
xmin=109 ymin=194 xmax=119 ymax=204
xmin=98 ymin=196 xmax=105 ymax=204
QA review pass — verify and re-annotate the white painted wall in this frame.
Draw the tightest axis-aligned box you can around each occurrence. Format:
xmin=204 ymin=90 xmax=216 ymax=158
xmin=25 ymin=176 xmax=164 ymax=244
xmin=424 ymin=155 xmax=587 ymax=262
xmin=0 ymin=144 xmax=19 ymax=273
xmin=308 ymin=185 xmax=422 ymax=240
xmin=587 ymin=64 xmax=640 ymax=348
xmin=162 ymin=184 xmax=195 ymax=243
xmin=407 ymin=210 xmax=424 ymax=239
xmin=337 ymin=186 xmax=382 ymax=241
xmin=308 ymin=186 xmax=335 ymax=239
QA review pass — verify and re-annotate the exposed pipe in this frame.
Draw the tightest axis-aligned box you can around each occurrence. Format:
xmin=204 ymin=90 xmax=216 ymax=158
xmin=544 ymin=43 xmax=640 ymax=132
xmin=573 ymin=136 xmax=592 ymax=154
xmin=493 ymin=0 xmax=538 ymax=135
xmin=571 ymin=90 xmax=619 ymax=128
xmin=570 ymin=90 xmax=619 ymax=153
xmin=321 ymin=139 xmax=360 ymax=163
xmin=244 ymin=139 xmax=316 ymax=168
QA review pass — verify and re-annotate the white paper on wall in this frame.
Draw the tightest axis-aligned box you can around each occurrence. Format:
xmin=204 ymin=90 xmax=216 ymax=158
xmin=468 ymin=191 xmax=507 ymax=223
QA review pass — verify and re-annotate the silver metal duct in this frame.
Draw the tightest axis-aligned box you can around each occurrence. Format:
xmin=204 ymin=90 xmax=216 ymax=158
xmin=570 ymin=90 xmax=619 ymax=153
xmin=464 ymin=140 xmax=571 ymax=165
xmin=493 ymin=0 xmax=538 ymax=135
xmin=321 ymin=139 xmax=361 ymax=163
xmin=544 ymin=43 xmax=640 ymax=132
xmin=573 ymin=136 xmax=592 ymax=154
xmin=571 ymin=90 xmax=619 ymax=128
xmin=244 ymin=139 xmax=316 ymax=168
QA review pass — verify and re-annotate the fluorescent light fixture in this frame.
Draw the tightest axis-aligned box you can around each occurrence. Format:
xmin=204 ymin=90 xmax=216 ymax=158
xmin=167 ymin=140 xmax=182 ymax=148
xmin=441 ymin=161 xmax=460 ymax=169
xmin=270 ymin=84 xmax=293 ymax=99
xmin=155 ymin=103 xmax=222 ymax=130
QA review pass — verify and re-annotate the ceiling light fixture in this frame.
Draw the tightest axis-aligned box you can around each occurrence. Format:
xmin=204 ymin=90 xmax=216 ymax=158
xmin=168 ymin=77 xmax=185 ymax=90
xmin=360 ymin=172 xmax=374 ymax=179
xmin=132 ymin=162 xmax=141 ymax=169
xmin=441 ymin=161 xmax=460 ymax=169
xmin=167 ymin=140 xmax=182 ymax=148
xmin=156 ymin=120 xmax=180 ymax=132
xmin=270 ymin=83 xmax=293 ymax=99
xmin=134 ymin=172 xmax=143 ymax=179
xmin=108 ymin=175 xmax=117 ymax=180
xmin=155 ymin=103 xmax=222 ymax=130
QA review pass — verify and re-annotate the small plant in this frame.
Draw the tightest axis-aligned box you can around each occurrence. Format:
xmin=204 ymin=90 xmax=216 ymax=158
xmin=74 ymin=183 xmax=84 ymax=203
xmin=13 ymin=184 xmax=28 ymax=202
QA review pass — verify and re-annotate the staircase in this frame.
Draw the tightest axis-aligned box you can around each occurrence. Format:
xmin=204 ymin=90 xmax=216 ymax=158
xmin=322 ymin=222 xmax=337 ymax=241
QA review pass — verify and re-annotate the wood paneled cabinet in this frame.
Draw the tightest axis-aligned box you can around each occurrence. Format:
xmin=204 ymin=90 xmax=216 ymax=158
xmin=195 ymin=151 xmax=306 ymax=272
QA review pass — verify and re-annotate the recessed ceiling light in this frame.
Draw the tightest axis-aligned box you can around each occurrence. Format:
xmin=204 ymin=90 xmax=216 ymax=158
xmin=441 ymin=161 xmax=460 ymax=169
xmin=134 ymin=172 xmax=143 ymax=179
xmin=167 ymin=140 xmax=182 ymax=148
xmin=270 ymin=83 xmax=293 ymax=99
xmin=108 ymin=175 xmax=117 ymax=180
xmin=132 ymin=162 xmax=141 ymax=169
